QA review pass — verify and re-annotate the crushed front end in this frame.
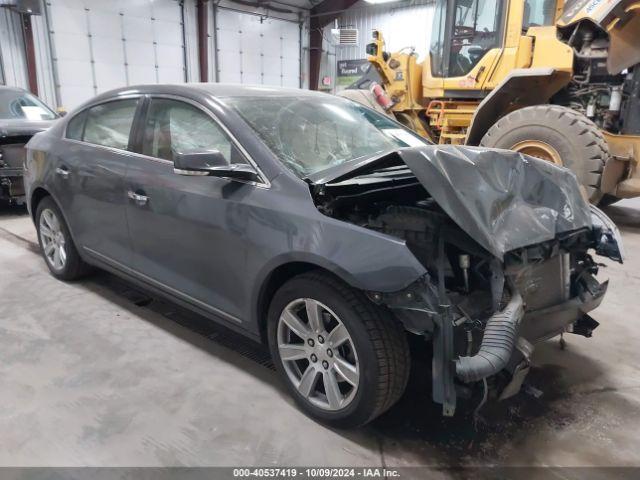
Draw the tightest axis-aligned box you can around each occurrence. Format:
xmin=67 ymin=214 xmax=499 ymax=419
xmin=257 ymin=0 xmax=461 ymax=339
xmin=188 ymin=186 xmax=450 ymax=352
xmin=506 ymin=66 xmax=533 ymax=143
xmin=310 ymin=145 xmax=623 ymax=415
xmin=369 ymin=211 xmax=619 ymax=415
xmin=1 ymin=121 xmax=53 ymax=204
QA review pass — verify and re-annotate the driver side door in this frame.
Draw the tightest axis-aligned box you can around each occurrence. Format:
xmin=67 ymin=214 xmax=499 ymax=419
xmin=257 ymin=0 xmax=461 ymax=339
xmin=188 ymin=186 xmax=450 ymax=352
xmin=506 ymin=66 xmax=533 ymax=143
xmin=124 ymin=96 xmax=254 ymax=326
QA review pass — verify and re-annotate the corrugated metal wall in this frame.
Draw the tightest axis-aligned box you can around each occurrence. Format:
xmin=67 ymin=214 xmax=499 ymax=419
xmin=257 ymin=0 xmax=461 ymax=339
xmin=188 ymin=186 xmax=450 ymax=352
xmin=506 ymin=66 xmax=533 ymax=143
xmin=334 ymin=0 xmax=435 ymax=62
xmin=320 ymin=0 xmax=436 ymax=91
xmin=0 ymin=6 xmax=29 ymax=89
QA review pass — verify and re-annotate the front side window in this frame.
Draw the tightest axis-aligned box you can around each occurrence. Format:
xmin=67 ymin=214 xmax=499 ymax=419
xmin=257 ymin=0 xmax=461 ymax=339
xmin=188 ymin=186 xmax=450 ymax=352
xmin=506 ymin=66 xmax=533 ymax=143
xmin=0 ymin=89 xmax=57 ymax=121
xmin=83 ymin=99 xmax=139 ymax=150
xmin=226 ymin=95 xmax=427 ymax=178
xmin=449 ymin=0 xmax=504 ymax=77
xmin=142 ymin=98 xmax=244 ymax=164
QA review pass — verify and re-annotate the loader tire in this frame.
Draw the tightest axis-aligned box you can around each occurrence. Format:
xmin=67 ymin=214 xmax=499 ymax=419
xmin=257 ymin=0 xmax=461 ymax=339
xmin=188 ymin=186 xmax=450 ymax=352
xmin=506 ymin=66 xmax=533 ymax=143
xmin=480 ymin=105 xmax=608 ymax=204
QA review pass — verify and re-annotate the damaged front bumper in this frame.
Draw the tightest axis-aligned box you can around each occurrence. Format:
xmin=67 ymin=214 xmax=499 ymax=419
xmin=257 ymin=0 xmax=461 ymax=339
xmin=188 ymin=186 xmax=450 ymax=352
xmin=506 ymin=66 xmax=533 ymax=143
xmin=370 ymin=210 xmax=621 ymax=416
xmin=0 ymin=141 xmax=28 ymax=202
xmin=376 ymin=270 xmax=608 ymax=416
xmin=0 ymin=167 xmax=25 ymax=202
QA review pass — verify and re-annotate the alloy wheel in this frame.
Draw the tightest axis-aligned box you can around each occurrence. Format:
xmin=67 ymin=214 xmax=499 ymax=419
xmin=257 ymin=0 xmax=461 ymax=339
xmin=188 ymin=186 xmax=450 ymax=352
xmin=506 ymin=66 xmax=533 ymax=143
xmin=277 ymin=298 xmax=359 ymax=411
xmin=39 ymin=208 xmax=67 ymax=271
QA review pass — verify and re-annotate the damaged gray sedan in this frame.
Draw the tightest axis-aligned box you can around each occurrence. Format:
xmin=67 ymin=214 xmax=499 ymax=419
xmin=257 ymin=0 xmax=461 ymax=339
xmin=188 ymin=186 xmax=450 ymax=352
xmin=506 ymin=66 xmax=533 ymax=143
xmin=24 ymin=85 xmax=623 ymax=427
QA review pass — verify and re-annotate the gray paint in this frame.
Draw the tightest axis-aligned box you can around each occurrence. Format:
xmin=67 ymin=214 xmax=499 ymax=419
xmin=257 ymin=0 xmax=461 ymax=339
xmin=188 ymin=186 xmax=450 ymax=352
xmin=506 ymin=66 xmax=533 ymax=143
xmin=1 ymin=203 xmax=640 ymax=467
xmin=24 ymin=84 xmax=427 ymax=338
xmin=399 ymin=146 xmax=592 ymax=259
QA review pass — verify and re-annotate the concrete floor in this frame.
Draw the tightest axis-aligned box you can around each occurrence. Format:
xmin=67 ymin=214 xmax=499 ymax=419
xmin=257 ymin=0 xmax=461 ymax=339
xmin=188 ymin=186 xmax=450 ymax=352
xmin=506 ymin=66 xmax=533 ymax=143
xmin=1 ymin=199 xmax=640 ymax=468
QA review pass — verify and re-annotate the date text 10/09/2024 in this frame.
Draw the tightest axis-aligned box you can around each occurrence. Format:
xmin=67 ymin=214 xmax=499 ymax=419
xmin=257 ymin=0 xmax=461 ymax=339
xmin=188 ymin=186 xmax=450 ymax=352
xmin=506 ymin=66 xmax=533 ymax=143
xmin=232 ymin=468 xmax=401 ymax=478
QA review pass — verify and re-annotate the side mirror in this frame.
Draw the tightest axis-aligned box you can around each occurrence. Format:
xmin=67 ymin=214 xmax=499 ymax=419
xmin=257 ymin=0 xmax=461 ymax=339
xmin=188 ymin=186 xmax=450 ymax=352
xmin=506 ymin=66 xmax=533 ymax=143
xmin=174 ymin=150 xmax=261 ymax=182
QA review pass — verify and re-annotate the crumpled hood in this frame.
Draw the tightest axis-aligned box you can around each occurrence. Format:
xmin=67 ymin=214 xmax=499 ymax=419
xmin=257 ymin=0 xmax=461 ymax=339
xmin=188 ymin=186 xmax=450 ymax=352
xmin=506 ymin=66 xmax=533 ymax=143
xmin=398 ymin=146 xmax=592 ymax=258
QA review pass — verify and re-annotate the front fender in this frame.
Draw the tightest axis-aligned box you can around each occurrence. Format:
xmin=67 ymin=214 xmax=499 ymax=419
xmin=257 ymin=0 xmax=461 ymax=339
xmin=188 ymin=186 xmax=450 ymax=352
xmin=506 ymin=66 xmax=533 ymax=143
xmin=249 ymin=218 xmax=428 ymax=328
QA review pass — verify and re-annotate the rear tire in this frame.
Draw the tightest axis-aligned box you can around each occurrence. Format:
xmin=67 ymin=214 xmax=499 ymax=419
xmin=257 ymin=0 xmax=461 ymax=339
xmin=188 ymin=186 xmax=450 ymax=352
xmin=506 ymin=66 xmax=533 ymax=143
xmin=480 ymin=105 xmax=608 ymax=204
xmin=35 ymin=196 xmax=89 ymax=280
xmin=267 ymin=271 xmax=410 ymax=428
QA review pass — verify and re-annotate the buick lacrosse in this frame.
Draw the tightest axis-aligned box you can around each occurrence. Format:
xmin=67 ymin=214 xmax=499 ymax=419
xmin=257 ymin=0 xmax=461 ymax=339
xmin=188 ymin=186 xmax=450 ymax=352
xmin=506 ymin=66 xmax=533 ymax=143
xmin=24 ymin=84 xmax=623 ymax=427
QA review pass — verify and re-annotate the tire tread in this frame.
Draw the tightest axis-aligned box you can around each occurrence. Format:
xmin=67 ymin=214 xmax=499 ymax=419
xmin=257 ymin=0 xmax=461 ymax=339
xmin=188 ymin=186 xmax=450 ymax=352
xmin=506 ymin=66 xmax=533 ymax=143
xmin=480 ymin=104 xmax=608 ymax=202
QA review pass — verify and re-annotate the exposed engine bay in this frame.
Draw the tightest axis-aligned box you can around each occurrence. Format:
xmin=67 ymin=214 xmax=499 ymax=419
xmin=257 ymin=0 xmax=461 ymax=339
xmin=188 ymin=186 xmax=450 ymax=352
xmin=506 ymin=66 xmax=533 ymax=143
xmin=308 ymin=145 xmax=623 ymax=415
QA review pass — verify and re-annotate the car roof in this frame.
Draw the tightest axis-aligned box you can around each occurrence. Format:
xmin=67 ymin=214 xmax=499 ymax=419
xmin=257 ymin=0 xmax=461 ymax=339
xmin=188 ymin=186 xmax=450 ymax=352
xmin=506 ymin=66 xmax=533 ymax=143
xmin=88 ymin=83 xmax=328 ymax=105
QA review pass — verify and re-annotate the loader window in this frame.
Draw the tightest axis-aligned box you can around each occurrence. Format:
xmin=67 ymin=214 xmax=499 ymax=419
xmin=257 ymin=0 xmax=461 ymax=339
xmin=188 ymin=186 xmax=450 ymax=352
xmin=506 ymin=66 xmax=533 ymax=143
xmin=523 ymin=0 xmax=557 ymax=30
xmin=429 ymin=0 xmax=447 ymax=77
xmin=449 ymin=0 xmax=504 ymax=77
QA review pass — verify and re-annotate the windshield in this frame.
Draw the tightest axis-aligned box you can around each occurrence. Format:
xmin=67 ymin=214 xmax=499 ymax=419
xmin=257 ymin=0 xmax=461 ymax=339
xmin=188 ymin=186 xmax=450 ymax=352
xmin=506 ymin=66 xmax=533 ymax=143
xmin=225 ymin=95 xmax=428 ymax=177
xmin=0 ymin=89 xmax=57 ymax=121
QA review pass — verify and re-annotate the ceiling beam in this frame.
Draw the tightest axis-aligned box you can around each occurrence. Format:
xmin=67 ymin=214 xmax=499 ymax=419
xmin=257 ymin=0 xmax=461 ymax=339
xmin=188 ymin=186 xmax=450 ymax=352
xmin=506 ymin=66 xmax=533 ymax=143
xmin=308 ymin=0 xmax=358 ymax=90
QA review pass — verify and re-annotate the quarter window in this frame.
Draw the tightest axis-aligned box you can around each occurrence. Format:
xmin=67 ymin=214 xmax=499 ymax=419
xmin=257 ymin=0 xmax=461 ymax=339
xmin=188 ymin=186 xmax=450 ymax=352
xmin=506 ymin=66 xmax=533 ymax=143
xmin=142 ymin=98 xmax=245 ymax=164
xmin=65 ymin=111 xmax=86 ymax=141
xmin=82 ymin=99 xmax=139 ymax=150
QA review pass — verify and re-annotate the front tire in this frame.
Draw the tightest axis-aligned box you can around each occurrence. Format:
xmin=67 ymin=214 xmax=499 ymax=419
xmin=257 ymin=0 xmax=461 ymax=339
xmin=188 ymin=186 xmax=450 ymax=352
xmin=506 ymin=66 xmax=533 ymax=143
xmin=267 ymin=272 xmax=410 ymax=428
xmin=480 ymin=105 xmax=608 ymax=203
xmin=36 ymin=196 xmax=89 ymax=280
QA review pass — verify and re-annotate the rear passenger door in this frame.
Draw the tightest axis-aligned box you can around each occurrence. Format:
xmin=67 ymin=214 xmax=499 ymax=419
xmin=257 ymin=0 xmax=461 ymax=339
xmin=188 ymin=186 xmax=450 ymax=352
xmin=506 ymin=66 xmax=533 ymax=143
xmin=58 ymin=97 xmax=140 ymax=266
xmin=124 ymin=96 xmax=253 ymax=325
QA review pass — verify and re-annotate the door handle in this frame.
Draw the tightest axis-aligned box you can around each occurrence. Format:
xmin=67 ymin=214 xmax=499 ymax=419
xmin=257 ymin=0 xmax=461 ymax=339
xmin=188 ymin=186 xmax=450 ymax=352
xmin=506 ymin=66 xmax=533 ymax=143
xmin=55 ymin=166 xmax=70 ymax=179
xmin=127 ymin=190 xmax=149 ymax=205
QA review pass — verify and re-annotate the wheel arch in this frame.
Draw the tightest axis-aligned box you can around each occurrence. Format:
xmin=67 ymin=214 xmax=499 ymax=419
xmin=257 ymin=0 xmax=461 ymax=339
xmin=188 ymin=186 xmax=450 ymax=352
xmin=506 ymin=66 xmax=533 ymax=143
xmin=254 ymin=259 xmax=365 ymax=344
xmin=30 ymin=187 xmax=83 ymax=250
xmin=465 ymin=68 xmax=572 ymax=146
xmin=30 ymin=186 xmax=53 ymax=224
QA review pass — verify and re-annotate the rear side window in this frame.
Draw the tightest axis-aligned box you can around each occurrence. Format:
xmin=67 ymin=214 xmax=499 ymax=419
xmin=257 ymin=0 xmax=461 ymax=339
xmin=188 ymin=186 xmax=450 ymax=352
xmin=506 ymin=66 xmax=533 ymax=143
xmin=82 ymin=99 xmax=139 ymax=150
xmin=65 ymin=111 xmax=86 ymax=140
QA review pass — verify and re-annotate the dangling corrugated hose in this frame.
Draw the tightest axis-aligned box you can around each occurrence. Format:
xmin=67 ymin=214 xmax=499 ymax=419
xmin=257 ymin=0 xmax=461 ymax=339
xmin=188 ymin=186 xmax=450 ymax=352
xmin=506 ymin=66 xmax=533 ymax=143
xmin=455 ymin=287 xmax=525 ymax=383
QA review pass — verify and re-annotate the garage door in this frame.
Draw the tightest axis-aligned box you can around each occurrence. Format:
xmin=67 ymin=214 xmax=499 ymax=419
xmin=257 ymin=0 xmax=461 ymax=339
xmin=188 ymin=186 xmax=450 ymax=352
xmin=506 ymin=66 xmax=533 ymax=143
xmin=216 ymin=9 xmax=300 ymax=88
xmin=47 ymin=0 xmax=185 ymax=109
xmin=0 ymin=7 xmax=28 ymax=89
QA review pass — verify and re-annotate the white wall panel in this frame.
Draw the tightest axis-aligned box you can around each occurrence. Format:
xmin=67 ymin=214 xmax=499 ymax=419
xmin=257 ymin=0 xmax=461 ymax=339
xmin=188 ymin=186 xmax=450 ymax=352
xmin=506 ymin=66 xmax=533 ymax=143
xmin=47 ymin=0 xmax=187 ymax=109
xmin=318 ymin=0 xmax=435 ymax=92
xmin=326 ymin=0 xmax=436 ymax=63
xmin=0 ymin=7 xmax=29 ymax=89
xmin=182 ymin=0 xmax=199 ymax=82
xmin=32 ymin=13 xmax=57 ymax=107
xmin=215 ymin=7 xmax=300 ymax=87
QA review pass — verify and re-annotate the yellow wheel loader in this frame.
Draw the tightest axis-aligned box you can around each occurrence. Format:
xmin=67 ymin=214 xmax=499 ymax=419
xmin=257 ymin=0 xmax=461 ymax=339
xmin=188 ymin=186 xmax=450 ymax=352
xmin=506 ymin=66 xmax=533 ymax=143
xmin=340 ymin=0 xmax=640 ymax=204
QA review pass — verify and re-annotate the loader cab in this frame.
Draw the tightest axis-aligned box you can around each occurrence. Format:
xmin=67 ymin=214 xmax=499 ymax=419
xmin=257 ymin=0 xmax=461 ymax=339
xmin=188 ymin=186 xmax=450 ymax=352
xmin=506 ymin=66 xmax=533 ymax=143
xmin=425 ymin=0 xmax=559 ymax=96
